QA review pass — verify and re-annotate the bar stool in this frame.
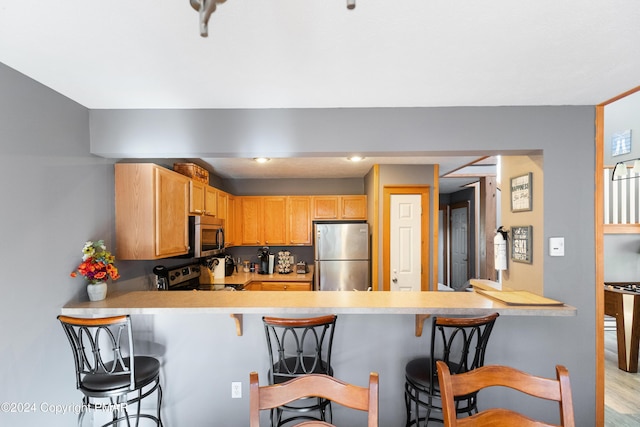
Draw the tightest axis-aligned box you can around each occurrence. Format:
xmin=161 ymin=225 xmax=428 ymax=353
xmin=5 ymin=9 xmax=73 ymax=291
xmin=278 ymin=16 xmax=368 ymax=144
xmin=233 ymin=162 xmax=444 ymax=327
xmin=262 ymin=315 xmax=338 ymax=427
xmin=57 ymin=315 xmax=163 ymax=427
xmin=404 ymin=313 xmax=499 ymax=427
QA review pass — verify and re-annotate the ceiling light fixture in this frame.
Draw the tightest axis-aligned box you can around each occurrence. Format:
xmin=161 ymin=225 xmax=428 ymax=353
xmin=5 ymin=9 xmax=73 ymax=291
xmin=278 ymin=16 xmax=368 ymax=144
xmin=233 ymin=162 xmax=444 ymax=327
xmin=348 ymin=156 xmax=364 ymax=162
xmin=611 ymin=159 xmax=640 ymax=180
xmin=191 ymin=0 xmax=355 ymax=37
xmin=254 ymin=157 xmax=270 ymax=164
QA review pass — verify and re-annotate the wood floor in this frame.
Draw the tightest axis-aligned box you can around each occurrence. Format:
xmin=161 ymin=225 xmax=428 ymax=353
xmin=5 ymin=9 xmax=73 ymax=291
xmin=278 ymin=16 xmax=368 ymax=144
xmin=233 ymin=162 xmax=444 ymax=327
xmin=605 ymin=330 xmax=640 ymax=426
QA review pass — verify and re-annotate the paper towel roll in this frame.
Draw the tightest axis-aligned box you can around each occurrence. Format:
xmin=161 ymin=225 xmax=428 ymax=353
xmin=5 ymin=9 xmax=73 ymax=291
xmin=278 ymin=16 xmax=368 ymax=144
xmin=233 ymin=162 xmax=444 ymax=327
xmin=214 ymin=260 xmax=225 ymax=279
xmin=268 ymin=254 xmax=275 ymax=274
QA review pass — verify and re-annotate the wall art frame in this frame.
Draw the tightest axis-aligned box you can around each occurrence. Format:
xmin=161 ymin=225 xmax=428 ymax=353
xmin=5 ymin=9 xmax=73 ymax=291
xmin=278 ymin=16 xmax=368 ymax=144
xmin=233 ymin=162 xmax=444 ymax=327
xmin=510 ymin=172 xmax=532 ymax=212
xmin=511 ymin=225 xmax=533 ymax=264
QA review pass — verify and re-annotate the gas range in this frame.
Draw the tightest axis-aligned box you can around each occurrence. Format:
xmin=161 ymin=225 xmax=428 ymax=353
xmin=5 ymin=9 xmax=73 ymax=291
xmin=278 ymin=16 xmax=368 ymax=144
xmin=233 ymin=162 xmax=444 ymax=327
xmin=153 ymin=262 xmax=242 ymax=291
xmin=604 ymin=282 xmax=640 ymax=294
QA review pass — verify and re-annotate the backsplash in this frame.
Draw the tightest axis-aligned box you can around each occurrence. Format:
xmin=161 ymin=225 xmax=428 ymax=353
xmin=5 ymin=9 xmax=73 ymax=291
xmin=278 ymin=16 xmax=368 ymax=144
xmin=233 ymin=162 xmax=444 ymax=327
xmin=225 ymin=246 xmax=314 ymax=269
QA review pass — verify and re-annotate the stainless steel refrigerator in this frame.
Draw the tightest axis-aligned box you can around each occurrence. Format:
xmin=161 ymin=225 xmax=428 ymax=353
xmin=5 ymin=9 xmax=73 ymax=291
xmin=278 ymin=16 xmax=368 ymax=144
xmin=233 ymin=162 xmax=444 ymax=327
xmin=314 ymin=222 xmax=370 ymax=291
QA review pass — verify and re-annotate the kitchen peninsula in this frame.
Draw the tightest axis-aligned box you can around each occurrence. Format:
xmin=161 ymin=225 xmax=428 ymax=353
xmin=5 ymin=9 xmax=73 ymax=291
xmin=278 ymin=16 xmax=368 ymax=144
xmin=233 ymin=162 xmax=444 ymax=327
xmin=61 ymin=286 xmax=576 ymax=336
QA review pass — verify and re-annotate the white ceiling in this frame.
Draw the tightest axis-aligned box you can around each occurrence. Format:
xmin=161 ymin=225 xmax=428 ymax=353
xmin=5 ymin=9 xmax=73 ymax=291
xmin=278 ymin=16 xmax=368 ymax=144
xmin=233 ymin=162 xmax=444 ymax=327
xmin=1 ymin=1 xmax=638 ymax=189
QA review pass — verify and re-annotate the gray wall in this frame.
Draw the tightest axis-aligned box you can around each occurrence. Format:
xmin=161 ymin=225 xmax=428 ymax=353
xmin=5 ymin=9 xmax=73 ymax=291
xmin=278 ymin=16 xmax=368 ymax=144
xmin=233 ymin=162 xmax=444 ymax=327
xmin=1 ymin=60 xmax=597 ymax=426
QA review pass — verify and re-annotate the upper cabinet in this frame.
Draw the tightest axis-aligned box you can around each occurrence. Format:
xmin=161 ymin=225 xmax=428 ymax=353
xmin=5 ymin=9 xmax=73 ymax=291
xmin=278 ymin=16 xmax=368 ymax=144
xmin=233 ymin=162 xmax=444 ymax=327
xmin=188 ymin=180 xmax=218 ymax=216
xmin=288 ymin=196 xmax=312 ymax=245
xmin=114 ymin=163 xmax=367 ymax=253
xmin=189 ymin=180 xmax=206 ymax=215
xmin=204 ymin=185 xmax=217 ymax=216
xmin=115 ymin=163 xmax=190 ymax=260
xmin=312 ymin=195 xmax=367 ymax=220
xmin=226 ymin=194 xmax=237 ymax=247
xmin=238 ymin=196 xmax=287 ymax=246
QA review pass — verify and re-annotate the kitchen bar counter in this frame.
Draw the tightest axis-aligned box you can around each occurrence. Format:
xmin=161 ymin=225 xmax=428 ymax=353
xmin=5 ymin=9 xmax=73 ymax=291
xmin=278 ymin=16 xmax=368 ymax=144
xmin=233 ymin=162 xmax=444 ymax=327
xmin=61 ymin=289 xmax=576 ymax=336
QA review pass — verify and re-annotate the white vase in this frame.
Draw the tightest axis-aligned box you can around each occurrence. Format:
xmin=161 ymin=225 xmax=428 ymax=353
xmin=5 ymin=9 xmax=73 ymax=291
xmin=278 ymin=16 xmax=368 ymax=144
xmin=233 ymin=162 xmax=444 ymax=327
xmin=87 ymin=281 xmax=107 ymax=301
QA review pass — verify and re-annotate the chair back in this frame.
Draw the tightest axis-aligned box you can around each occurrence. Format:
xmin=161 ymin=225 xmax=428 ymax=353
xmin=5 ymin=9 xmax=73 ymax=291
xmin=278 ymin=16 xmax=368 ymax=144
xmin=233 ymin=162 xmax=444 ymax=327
xmin=57 ymin=315 xmax=135 ymax=391
xmin=429 ymin=313 xmax=499 ymax=393
xmin=263 ymin=315 xmax=337 ymax=383
xmin=249 ymin=372 xmax=379 ymax=427
xmin=436 ymin=361 xmax=575 ymax=427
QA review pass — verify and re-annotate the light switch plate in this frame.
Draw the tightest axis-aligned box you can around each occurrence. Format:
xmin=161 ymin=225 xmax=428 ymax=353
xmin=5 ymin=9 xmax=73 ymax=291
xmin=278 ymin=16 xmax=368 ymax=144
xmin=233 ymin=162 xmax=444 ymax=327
xmin=549 ymin=237 xmax=565 ymax=256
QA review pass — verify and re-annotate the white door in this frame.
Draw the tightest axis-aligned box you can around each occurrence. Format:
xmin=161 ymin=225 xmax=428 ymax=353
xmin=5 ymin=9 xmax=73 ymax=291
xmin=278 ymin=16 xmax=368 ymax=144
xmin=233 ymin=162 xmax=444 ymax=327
xmin=451 ymin=206 xmax=469 ymax=288
xmin=390 ymin=194 xmax=422 ymax=291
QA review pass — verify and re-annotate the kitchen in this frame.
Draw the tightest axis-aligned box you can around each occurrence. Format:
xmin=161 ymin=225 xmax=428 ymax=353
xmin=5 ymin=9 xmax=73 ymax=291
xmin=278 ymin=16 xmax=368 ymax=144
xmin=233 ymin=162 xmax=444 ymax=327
xmin=114 ymin=162 xmax=372 ymax=293
xmin=1 ymin=63 xmax=596 ymax=426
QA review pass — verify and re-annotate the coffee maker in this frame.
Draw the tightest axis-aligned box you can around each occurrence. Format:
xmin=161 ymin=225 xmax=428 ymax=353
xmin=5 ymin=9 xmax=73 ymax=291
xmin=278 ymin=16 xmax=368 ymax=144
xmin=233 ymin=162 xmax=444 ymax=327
xmin=257 ymin=247 xmax=271 ymax=274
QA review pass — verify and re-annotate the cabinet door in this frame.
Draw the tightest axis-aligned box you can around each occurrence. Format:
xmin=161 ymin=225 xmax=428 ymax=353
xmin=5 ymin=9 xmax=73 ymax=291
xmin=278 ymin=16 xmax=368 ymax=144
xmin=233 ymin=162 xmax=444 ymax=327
xmin=189 ymin=180 xmax=206 ymax=215
xmin=204 ymin=185 xmax=218 ymax=216
xmin=263 ymin=196 xmax=287 ymax=245
xmin=341 ymin=195 xmax=367 ymax=220
xmin=226 ymin=195 xmax=236 ymax=247
xmin=288 ymin=196 xmax=312 ymax=245
xmin=313 ymin=196 xmax=339 ymax=220
xmin=243 ymin=282 xmax=262 ymax=291
xmin=155 ymin=166 xmax=189 ymax=257
xmin=217 ymin=191 xmax=228 ymax=221
xmin=240 ymin=197 xmax=263 ymax=245
xmin=260 ymin=282 xmax=312 ymax=291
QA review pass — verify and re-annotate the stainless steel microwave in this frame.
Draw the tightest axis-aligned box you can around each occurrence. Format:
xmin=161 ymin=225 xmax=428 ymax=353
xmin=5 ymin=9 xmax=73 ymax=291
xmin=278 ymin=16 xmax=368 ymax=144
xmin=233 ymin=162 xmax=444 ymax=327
xmin=189 ymin=215 xmax=224 ymax=258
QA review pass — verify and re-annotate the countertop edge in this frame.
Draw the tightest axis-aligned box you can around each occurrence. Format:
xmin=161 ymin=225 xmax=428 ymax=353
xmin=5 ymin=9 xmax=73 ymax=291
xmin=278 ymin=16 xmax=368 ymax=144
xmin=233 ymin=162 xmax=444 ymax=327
xmin=61 ymin=290 xmax=577 ymax=317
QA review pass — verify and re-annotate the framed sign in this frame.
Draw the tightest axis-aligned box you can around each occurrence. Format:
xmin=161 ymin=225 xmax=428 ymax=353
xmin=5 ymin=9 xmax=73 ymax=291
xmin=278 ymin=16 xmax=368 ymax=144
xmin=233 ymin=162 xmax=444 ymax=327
xmin=611 ymin=129 xmax=632 ymax=157
xmin=510 ymin=173 xmax=532 ymax=212
xmin=511 ymin=225 xmax=533 ymax=264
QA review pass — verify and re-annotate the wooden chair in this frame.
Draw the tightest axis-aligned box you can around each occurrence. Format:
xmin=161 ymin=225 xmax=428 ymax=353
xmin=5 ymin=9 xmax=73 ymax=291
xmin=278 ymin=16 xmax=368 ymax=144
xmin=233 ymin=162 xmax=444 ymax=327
xmin=249 ymin=372 xmax=379 ymax=427
xmin=436 ymin=361 xmax=575 ymax=427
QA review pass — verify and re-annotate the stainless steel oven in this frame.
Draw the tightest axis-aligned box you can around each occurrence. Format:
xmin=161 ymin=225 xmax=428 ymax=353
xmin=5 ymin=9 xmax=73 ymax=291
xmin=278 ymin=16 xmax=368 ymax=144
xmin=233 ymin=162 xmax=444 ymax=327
xmin=189 ymin=215 xmax=224 ymax=258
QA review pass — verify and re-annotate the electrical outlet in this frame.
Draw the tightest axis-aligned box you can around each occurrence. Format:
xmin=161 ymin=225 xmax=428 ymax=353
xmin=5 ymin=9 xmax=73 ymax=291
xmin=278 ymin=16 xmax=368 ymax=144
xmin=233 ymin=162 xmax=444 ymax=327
xmin=231 ymin=381 xmax=242 ymax=398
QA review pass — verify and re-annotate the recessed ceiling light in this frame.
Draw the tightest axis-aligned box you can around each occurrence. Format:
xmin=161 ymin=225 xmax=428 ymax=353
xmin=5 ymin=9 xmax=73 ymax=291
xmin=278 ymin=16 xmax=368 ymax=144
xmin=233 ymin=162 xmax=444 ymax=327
xmin=348 ymin=156 xmax=364 ymax=162
xmin=253 ymin=157 xmax=270 ymax=163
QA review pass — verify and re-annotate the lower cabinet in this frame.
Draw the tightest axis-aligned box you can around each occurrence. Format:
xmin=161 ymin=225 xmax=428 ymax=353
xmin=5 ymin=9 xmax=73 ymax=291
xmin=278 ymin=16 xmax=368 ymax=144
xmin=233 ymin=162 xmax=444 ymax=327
xmin=245 ymin=281 xmax=312 ymax=291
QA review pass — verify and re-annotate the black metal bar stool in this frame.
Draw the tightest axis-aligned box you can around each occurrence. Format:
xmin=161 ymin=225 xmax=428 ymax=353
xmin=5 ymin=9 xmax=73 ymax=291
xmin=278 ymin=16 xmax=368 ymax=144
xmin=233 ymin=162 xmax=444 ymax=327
xmin=404 ymin=313 xmax=499 ymax=427
xmin=262 ymin=315 xmax=338 ymax=427
xmin=58 ymin=315 xmax=163 ymax=427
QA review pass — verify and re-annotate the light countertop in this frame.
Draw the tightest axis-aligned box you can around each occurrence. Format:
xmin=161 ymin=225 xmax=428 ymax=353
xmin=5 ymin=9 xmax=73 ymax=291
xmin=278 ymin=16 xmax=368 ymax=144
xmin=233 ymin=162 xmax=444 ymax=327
xmin=61 ymin=289 xmax=576 ymax=317
xmin=206 ymin=267 xmax=314 ymax=287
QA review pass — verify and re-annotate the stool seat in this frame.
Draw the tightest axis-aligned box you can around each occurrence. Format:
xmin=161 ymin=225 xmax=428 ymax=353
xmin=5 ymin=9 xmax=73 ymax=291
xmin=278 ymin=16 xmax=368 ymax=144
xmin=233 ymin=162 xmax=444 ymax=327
xmin=81 ymin=356 xmax=161 ymax=394
xmin=58 ymin=315 xmax=163 ymax=427
xmin=271 ymin=357 xmax=333 ymax=383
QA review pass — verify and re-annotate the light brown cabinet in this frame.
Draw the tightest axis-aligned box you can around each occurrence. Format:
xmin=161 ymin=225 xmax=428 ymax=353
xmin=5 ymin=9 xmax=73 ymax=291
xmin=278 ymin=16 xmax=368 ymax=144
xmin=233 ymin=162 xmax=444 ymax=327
xmin=204 ymin=185 xmax=217 ymax=216
xmin=238 ymin=196 xmax=287 ymax=246
xmin=341 ymin=195 xmax=368 ymax=219
xmin=226 ymin=194 xmax=237 ymax=247
xmin=238 ymin=197 xmax=262 ymax=245
xmin=288 ymin=196 xmax=312 ymax=245
xmin=188 ymin=180 xmax=206 ymax=215
xmin=263 ymin=197 xmax=287 ymax=245
xmin=247 ymin=281 xmax=312 ymax=291
xmin=188 ymin=180 xmax=218 ymax=217
xmin=115 ymin=163 xmax=190 ymax=260
xmin=312 ymin=195 xmax=367 ymax=220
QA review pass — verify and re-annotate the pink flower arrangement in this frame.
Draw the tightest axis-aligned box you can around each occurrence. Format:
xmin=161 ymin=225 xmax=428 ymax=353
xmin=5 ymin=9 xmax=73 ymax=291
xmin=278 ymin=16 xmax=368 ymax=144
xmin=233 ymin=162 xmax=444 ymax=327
xmin=70 ymin=240 xmax=120 ymax=284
